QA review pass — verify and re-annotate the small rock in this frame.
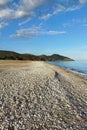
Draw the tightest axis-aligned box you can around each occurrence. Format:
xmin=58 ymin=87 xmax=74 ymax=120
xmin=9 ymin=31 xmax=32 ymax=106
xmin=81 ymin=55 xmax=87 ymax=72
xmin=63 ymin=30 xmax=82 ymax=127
xmin=10 ymin=116 xmax=14 ymax=121
xmin=0 ymin=101 xmax=2 ymax=105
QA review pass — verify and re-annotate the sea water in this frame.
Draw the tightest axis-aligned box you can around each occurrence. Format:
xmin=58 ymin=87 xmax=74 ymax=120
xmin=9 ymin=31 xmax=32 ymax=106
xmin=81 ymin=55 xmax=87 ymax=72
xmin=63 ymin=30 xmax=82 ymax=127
xmin=48 ymin=61 xmax=87 ymax=75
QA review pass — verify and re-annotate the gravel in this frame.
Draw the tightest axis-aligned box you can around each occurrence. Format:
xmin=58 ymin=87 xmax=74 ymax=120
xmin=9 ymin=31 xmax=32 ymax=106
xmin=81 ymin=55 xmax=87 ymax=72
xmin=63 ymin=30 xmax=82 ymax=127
xmin=0 ymin=61 xmax=87 ymax=130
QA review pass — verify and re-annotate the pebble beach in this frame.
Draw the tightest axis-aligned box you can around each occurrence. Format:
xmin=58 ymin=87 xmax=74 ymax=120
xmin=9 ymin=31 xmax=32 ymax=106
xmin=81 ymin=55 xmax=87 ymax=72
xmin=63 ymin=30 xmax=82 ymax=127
xmin=0 ymin=61 xmax=87 ymax=130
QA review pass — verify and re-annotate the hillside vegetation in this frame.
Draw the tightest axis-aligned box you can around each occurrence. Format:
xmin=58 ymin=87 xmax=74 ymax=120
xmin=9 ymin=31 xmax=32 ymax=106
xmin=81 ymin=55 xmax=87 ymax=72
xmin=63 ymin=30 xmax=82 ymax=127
xmin=0 ymin=50 xmax=74 ymax=61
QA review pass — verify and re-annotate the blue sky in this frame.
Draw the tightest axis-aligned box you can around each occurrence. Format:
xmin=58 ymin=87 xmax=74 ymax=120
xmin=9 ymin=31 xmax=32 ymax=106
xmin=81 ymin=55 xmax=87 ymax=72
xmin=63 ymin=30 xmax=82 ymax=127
xmin=0 ymin=0 xmax=87 ymax=60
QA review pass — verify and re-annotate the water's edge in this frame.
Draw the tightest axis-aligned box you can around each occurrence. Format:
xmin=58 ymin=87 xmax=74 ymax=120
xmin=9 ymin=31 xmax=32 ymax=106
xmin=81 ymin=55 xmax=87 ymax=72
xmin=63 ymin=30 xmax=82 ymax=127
xmin=47 ymin=61 xmax=87 ymax=77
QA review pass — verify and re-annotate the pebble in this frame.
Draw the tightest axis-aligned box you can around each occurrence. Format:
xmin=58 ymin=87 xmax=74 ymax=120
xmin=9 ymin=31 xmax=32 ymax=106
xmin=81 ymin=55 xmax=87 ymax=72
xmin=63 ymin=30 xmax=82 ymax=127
xmin=0 ymin=100 xmax=2 ymax=105
xmin=0 ymin=61 xmax=87 ymax=130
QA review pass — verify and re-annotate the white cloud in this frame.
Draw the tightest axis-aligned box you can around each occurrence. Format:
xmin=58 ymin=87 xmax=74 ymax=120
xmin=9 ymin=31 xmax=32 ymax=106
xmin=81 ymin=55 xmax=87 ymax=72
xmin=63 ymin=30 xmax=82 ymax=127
xmin=79 ymin=0 xmax=87 ymax=4
xmin=19 ymin=18 xmax=31 ymax=26
xmin=0 ymin=0 xmax=87 ymax=29
xmin=14 ymin=10 xmax=29 ymax=19
xmin=0 ymin=0 xmax=47 ymax=25
xmin=66 ymin=5 xmax=81 ymax=11
xmin=0 ymin=22 xmax=8 ymax=29
xmin=20 ymin=0 xmax=45 ymax=10
xmin=0 ymin=0 xmax=11 ymax=6
xmin=10 ymin=26 xmax=41 ymax=38
xmin=40 ymin=5 xmax=65 ymax=20
xmin=53 ymin=4 xmax=65 ymax=14
xmin=44 ymin=30 xmax=66 ymax=35
xmin=0 ymin=8 xmax=13 ymax=19
xmin=10 ymin=26 xmax=66 ymax=38
xmin=40 ymin=13 xmax=52 ymax=20
xmin=14 ymin=0 xmax=46 ymax=19
xmin=63 ymin=18 xmax=87 ymax=28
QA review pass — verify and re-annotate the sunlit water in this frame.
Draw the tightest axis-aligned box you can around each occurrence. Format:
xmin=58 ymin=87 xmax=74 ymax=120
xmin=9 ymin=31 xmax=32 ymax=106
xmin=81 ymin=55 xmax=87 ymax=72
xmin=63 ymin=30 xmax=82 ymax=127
xmin=48 ymin=61 xmax=87 ymax=75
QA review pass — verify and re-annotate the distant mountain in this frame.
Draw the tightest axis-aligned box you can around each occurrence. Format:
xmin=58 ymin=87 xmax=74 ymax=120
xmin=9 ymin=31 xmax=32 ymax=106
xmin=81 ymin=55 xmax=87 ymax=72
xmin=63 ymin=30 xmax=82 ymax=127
xmin=0 ymin=50 xmax=74 ymax=61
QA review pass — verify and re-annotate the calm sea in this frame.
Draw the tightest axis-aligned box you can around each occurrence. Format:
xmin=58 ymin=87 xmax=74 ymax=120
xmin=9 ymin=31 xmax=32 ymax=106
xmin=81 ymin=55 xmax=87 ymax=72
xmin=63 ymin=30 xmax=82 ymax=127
xmin=48 ymin=61 xmax=87 ymax=75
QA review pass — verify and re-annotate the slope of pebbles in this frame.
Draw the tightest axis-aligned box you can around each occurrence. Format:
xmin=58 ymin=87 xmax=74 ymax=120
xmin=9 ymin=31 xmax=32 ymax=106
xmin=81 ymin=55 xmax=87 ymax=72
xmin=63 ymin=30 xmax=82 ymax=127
xmin=0 ymin=61 xmax=87 ymax=130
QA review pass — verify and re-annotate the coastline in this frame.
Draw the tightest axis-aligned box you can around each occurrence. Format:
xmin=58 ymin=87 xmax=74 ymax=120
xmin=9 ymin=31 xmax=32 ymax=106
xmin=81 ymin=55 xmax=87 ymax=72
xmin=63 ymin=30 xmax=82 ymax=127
xmin=47 ymin=62 xmax=87 ymax=80
xmin=48 ymin=61 xmax=87 ymax=77
xmin=0 ymin=61 xmax=87 ymax=130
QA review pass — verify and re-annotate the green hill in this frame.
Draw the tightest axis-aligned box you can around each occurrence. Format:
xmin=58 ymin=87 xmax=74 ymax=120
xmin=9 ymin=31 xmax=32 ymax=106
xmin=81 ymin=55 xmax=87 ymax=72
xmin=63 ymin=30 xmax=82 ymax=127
xmin=0 ymin=50 xmax=74 ymax=61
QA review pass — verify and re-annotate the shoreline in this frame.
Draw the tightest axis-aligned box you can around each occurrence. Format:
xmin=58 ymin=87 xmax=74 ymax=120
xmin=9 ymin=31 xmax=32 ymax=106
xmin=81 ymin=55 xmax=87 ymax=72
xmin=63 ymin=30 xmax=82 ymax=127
xmin=0 ymin=61 xmax=87 ymax=130
xmin=47 ymin=62 xmax=87 ymax=80
xmin=47 ymin=61 xmax=87 ymax=77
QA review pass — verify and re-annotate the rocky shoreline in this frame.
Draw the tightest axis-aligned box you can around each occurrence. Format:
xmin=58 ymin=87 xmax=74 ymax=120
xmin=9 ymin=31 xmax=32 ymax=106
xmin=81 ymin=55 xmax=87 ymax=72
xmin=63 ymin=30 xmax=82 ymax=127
xmin=0 ymin=61 xmax=87 ymax=130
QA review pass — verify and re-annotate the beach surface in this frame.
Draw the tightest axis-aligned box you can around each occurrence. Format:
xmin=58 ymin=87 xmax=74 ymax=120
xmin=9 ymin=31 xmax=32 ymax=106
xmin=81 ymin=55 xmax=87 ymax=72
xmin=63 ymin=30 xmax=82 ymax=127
xmin=0 ymin=61 xmax=87 ymax=130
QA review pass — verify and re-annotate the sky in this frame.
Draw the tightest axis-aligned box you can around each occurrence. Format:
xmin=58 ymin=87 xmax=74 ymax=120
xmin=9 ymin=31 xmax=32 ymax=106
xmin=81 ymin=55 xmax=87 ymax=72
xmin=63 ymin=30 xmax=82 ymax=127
xmin=0 ymin=0 xmax=87 ymax=60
